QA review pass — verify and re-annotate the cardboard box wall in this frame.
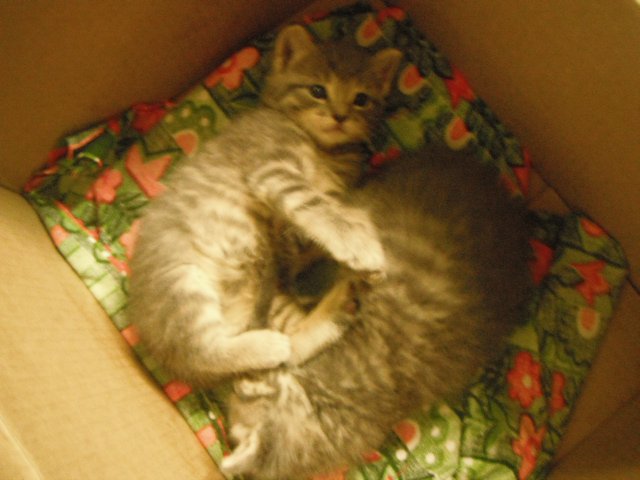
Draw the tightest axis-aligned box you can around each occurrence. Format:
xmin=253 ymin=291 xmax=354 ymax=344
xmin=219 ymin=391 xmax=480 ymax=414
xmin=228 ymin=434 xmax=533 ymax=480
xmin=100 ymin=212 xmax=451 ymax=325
xmin=0 ymin=1 xmax=638 ymax=478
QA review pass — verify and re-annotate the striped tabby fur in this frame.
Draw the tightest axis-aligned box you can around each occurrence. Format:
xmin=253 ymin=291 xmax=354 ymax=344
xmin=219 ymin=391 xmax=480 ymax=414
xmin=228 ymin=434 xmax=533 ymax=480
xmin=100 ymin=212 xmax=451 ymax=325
xmin=222 ymin=148 xmax=533 ymax=479
xmin=127 ymin=25 xmax=402 ymax=387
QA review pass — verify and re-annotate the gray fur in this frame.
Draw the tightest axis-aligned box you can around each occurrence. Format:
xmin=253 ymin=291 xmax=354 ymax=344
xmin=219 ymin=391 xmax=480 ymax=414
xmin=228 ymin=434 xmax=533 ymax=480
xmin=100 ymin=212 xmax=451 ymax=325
xmin=127 ymin=26 xmax=402 ymax=388
xmin=222 ymin=148 xmax=533 ymax=479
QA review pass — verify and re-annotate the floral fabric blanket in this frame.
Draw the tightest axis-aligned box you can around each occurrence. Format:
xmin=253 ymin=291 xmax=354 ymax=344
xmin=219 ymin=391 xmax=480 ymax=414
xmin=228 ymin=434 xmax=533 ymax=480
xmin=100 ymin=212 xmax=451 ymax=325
xmin=23 ymin=3 xmax=628 ymax=479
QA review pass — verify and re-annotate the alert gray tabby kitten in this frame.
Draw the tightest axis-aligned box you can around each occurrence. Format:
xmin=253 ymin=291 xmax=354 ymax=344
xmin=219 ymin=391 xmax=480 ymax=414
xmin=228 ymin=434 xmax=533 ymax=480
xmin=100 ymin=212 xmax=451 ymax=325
xmin=222 ymin=148 xmax=533 ymax=480
xmin=127 ymin=25 xmax=402 ymax=388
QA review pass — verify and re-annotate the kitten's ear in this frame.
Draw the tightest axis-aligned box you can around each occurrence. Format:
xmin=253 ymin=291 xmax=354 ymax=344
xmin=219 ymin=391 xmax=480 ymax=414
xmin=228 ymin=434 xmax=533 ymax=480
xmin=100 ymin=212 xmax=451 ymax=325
xmin=273 ymin=25 xmax=318 ymax=73
xmin=369 ymin=48 xmax=403 ymax=96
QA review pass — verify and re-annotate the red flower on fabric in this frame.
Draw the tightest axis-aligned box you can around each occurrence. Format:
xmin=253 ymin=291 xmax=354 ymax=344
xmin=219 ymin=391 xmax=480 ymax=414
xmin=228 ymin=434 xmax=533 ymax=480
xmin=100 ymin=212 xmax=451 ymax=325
xmin=24 ymin=146 xmax=67 ymax=193
xmin=444 ymin=115 xmax=473 ymax=150
xmin=131 ymin=102 xmax=173 ymax=135
xmin=163 ymin=380 xmax=192 ymax=403
xmin=513 ymin=148 xmax=532 ymax=196
xmin=397 ymin=64 xmax=426 ymax=95
xmin=512 ymin=414 xmax=546 ymax=480
xmin=302 ymin=10 xmax=330 ymax=24
xmin=444 ymin=67 xmax=476 ymax=108
xmin=205 ymin=47 xmax=260 ymax=90
xmin=362 ymin=450 xmax=383 ymax=463
xmin=370 ymin=146 xmax=402 ymax=167
xmin=572 ymin=260 xmax=610 ymax=306
xmin=529 ymin=239 xmax=554 ymax=285
xmin=507 ymin=351 xmax=543 ymax=409
xmin=356 ymin=7 xmax=406 ymax=47
xmin=85 ymin=168 xmax=123 ymax=204
xmin=580 ymin=218 xmax=607 ymax=237
xmin=550 ymin=372 xmax=568 ymax=415
xmin=377 ymin=6 xmax=406 ymax=23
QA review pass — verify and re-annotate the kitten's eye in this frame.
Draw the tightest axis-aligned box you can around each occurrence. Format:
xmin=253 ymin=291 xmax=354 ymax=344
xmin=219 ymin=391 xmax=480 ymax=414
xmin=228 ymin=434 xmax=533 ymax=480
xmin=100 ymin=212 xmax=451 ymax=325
xmin=309 ymin=85 xmax=328 ymax=100
xmin=353 ymin=92 xmax=370 ymax=107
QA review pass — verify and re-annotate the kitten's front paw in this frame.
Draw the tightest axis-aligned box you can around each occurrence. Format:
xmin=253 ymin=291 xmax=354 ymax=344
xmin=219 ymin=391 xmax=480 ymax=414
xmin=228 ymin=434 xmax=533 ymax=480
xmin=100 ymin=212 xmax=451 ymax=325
xmin=253 ymin=330 xmax=292 ymax=368
xmin=332 ymin=212 xmax=386 ymax=279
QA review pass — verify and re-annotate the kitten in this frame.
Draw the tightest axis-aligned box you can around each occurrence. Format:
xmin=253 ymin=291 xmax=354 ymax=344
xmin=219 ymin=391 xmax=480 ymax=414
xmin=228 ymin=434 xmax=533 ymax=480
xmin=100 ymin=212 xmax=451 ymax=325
xmin=221 ymin=147 xmax=533 ymax=480
xmin=127 ymin=25 xmax=402 ymax=388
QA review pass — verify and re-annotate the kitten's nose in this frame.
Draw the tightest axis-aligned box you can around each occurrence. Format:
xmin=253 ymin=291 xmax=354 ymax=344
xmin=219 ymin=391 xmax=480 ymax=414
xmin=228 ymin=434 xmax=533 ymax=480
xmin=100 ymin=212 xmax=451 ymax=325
xmin=332 ymin=114 xmax=348 ymax=123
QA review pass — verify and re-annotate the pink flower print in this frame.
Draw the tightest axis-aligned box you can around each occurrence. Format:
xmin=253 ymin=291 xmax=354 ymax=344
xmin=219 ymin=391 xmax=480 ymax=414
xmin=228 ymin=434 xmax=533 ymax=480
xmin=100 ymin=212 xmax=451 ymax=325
xmin=131 ymin=102 xmax=174 ymax=135
xmin=444 ymin=67 xmax=476 ymax=108
xmin=356 ymin=7 xmax=406 ymax=47
xmin=572 ymin=260 xmax=610 ymax=306
xmin=356 ymin=14 xmax=384 ymax=46
xmin=196 ymin=424 xmax=218 ymax=449
xmin=362 ymin=450 xmax=383 ymax=463
xmin=377 ymin=6 xmax=406 ymax=23
xmin=85 ymin=168 xmax=123 ymax=204
xmin=107 ymin=115 xmax=122 ymax=135
xmin=529 ymin=239 xmax=554 ymax=285
xmin=580 ymin=218 xmax=607 ymax=237
xmin=163 ymin=380 xmax=192 ymax=403
xmin=119 ymin=219 xmax=141 ymax=260
xmin=120 ymin=325 xmax=140 ymax=347
xmin=302 ymin=10 xmax=330 ymax=24
xmin=507 ymin=351 xmax=543 ymax=409
xmin=444 ymin=116 xmax=473 ymax=150
xmin=174 ymin=129 xmax=199 ymax=156
xmin=513 ymin=148 xmax=532 ymax=196
xmin=370 ymin=146 xmax=401 ymax=167
xmin=24 ymin=147 xmax=64 ymax=193
xmin=393 ymin=419 xmax=421 ymax=451
xmin=550 ymin=372 xmax=568 ymax=415
xmin=24 ymin=164 xmax=60 ymax=193
xmin=512 ymin=414 xmax=546 ymax=480
xmin=205 ymin=47 xmax=260 ymax=90
xmin=125 ymin=144 xmax=172 ymax=198
xmin=576 ymin=306 xmax=601 ymax=340
xmin=398 ymin=64 xmax=426 ymax=95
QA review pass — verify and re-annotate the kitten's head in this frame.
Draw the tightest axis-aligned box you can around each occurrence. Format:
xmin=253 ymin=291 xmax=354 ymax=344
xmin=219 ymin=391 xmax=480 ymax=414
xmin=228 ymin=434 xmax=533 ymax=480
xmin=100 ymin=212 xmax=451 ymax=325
xmin=262 ymin=25 xmax=402 ymax=150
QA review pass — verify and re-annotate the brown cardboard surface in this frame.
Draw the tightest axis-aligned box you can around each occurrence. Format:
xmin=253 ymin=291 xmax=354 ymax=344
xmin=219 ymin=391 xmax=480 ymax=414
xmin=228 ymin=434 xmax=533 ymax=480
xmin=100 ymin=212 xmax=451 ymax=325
xmin=549 ymin=393 xmax=640 ymax=479
xmin=553 ymin=282 xmax=640 ymax=459
xmin=1 ymin=0 xmax=638 ymax=476
xmin=0 ymin=187 xmax=220 ymax=479
xmin=0 ymin=0 xmax=312 ymax=192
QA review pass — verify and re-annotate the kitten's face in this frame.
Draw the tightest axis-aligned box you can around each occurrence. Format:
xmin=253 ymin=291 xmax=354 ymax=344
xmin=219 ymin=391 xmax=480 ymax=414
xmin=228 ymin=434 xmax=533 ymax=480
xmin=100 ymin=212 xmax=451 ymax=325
xmin=262 ymin=26 xmax=402 ymax=150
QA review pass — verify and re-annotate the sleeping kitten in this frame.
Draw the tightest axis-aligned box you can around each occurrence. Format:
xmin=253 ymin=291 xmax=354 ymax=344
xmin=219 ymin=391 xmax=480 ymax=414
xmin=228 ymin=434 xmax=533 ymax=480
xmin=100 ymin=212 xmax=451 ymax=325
xmin=221 ymin=147 xmax=533 ymax=479
xmin=127 ymin=25 xmax=402 ymax=388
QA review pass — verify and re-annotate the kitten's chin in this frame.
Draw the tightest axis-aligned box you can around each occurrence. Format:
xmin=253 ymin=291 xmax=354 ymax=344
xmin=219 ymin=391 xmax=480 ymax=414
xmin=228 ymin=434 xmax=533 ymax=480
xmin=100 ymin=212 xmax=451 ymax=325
xmin=311 ymin=130 xmax=354 ymax=149
xmin=307 ymin=123 xmax=369 ymax=150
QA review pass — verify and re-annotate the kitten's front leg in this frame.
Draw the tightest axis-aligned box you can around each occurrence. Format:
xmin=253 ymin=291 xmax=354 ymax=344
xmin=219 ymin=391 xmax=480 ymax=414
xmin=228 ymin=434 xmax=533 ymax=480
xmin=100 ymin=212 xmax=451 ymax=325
xmin=248 ymin=161 xmax=386 ymax=278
